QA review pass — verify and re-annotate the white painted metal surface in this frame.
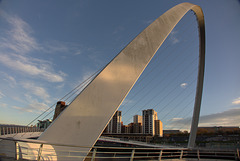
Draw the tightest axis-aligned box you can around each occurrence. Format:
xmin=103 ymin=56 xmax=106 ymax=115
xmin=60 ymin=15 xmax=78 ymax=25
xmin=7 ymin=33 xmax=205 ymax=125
xmin=38 ymin=2 xmax=205 ymax=160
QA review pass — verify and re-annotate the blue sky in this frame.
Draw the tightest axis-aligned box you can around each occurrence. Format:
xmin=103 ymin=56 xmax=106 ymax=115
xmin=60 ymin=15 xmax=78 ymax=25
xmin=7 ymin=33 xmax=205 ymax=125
xmin=0 ymin=0 xmax=239 ymax=129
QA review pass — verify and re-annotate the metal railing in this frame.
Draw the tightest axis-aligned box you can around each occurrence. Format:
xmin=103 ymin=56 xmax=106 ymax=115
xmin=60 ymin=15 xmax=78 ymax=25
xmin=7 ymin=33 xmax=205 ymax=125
xmin=0 ymin=125 xmax=44 ymax=136
xmin=0 ymin=137 xmax=239 ymax=161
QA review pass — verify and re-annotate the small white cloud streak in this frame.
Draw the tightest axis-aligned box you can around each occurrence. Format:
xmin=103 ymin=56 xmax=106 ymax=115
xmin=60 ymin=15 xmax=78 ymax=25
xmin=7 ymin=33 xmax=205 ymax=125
xmin=113 ymin=26 xmax=125 ymax=35
xmin=0 ymin=72 xmax=17 ymax=87
xmin=232 ymin=97 xmax=240 ymax=105
xmin=21 ymin=82 xmax=50 ymax=102
xmin=41 ymin=40 xmax=83 ymax=56
xmin=0 ymin=103 xmax=8 ymax=108
xmin=0 ymin=13 xmax=39 ymax=54
xmin=142 ymin=19 xmax=154 ymax=25
xmin=0 ymin=12 xmax=65 ymax=82
xmin=180 ymin=83 xmax=188 ymax=88
xmin=166 ymin=108 xmax=240 ymax=130
xmin=169 ymin=30 xmax=179 ymax=44
xmin=12 ymin=100 xmax=50 ymax=114
xmin=12 ymin=106 xmax=33 ymax=113
xmin=4 ymin=73 xmax=17 ymax=87
xmin=0 ymin=91 xmax=5 ymax=99
xmin=74 ymin=50 xmax=82 ymax=55
xmin=0 ymin=53 xmax=64 ymax=82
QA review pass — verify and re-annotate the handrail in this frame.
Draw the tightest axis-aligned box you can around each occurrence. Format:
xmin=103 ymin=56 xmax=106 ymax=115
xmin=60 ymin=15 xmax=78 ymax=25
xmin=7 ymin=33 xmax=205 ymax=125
xmin=0 ymin=137 xmax=238 ymax=161
xmin=0 ymin=136 xmax=186 ymax=150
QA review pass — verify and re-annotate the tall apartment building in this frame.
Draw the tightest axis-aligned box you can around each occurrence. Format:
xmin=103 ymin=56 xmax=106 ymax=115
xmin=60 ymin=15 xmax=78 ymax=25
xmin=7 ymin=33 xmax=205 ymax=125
xmin=133 ymin=115 xmax=142 ymax=124
xmin=106 ymin=111 xmax=122 ymax=133
xmin=155 ymin=120 xmax=163 ymax=137
xmin=142 ymin=109 xmax=158 ymax=135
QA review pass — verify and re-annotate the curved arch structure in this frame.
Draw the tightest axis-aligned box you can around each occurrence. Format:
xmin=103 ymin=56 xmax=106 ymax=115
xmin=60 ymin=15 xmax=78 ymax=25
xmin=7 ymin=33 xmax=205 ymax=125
xmin=39 ymin=2 xmax=205 ymax=156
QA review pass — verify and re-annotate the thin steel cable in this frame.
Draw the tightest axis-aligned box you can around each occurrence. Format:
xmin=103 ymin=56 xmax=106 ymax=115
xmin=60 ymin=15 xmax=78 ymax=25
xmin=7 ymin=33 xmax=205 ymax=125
xmin=122 ymin=47 xmax=198 ymax=118
xmin=119 ymin=19 xmax=197 ymax=109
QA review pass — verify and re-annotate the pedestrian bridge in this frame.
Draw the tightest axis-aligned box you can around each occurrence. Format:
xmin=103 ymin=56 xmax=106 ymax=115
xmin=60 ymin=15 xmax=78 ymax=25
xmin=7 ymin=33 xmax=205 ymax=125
xmin=1 ymin=135 xmax=239 ymax=161
xmin=0 ymin=2 xmax=209 ymax=161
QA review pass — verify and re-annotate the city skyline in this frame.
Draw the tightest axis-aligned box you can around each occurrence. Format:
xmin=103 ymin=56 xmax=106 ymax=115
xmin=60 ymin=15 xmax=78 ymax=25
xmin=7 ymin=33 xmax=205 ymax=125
xmin=0 ymin=0 xmax=239 ymax=129
xmin=104 ymin=109 xmax=163 ymax=137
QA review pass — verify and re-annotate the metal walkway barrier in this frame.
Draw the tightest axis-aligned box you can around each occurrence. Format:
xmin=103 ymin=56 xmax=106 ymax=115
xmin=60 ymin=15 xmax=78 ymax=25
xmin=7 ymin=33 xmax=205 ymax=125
xmin=0 ymin=137 xmax=239 ymax=161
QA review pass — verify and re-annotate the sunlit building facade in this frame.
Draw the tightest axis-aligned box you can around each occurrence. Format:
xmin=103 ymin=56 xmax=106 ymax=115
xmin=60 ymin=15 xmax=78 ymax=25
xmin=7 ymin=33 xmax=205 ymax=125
xmin=142 ymin=109 xmax=158 ymax=135
xmin=106 ymin=111 xmax=122 ymax=133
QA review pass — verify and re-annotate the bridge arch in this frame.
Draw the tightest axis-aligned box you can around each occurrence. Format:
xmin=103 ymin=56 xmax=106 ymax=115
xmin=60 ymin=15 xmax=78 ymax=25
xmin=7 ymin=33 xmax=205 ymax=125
xmin=39 ymin=2 xmax=205 ymax=154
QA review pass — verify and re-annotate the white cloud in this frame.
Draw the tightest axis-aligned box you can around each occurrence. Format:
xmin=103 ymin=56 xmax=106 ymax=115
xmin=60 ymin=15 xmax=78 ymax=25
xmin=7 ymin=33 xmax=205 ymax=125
xmin=0 ymin=91 xmax=5 ymax=99
xmin=74 ymin=50 xmax=82 ymax=55
xmin=0 ymin=12 xmax=65 ymax=83
xmin=180 ymin=83 xmax=188 ymax=88
xmin=166 ymin=108 xmax=240 ymax=130
xmin=41 ymin=40 xmax=83 ymax=57
xmin=0 ymin=103 xmax=8 ymax=108
xmin=12 ymin=106 xmax=33 ymax=113
xmin=169 ymin=30 xmax=179 ymax=44
xmin=72 ymin=71 xmax=95 ymax=89
xmin=12 ymin=100 xmax=50 ymax=114
xmin=0 ymin=53 xmax=64 ymax=82
xmin=1 ymin=72 xmax=17 ymax=88
xmin=122 ymin=99 xmax=134 ymax=104
xmin=113 ymin=26 xmax=125 ymax=35
xmin=28 ymin=101 xmax=49 ymax=112
xmin=142 ymin=19 xmax=154 ymax=25
xmin=232 ymin=97 xmax=240 ymax=105
xmin=0 ymin=13 xmax=39 ymax=54
xmin=198 ymin=108 xmax=240 ymax=127
xmin=21 ymin=82 xmax=50 ymax=102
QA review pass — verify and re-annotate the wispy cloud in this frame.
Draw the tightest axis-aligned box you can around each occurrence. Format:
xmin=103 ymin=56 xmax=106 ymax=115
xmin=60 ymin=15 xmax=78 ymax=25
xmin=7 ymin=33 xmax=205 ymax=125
xmin=12 ymin=101 xmax=49 ymax=113
xmin=0 ymin=91 xmax=5 ymax=99
xmin=71 ymin=71 xmax=95 ymax=91
xmin=232 ymin=97 xmax=240 ymax=105
xmin=169 ymin=30 xmax=179 ymax=44
xmin=142 ymin=19 xmax=154 ymax=25
xmin=0 ymin=13 xmax=39 ymax=54
xmin=113 ymin=26 xmax=125 ymax=35
xmin=2 ymin=73 xmax=17 ymax=87
xmin=199 ymin=108 xmax=240 ymax=127
xmin=0 ymin=103 xmax=8 ymax=108
xmin=12 ymin=106 xmax=33 ymax=113
xmin=21 ymin=82 xmax=50 ymax=103
xmin=180 ymin=83 xmax=188 ymax=88
xmin=0 ymin=12 xmax=65 ymax=82
xmin=166 ymin=108 xmax=240 ymax=130
xmin=42 ymin=40 xmax=83 ymax=56
xmin=0 ymin=53 xmax=64 ymax=82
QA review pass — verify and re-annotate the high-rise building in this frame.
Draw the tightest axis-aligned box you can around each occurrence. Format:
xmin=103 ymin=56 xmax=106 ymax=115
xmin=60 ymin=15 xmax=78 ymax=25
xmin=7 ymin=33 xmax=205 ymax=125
xmin=142 ymin=109 xmax=158 ymax=135
xmin=133 ymin=115 xmax=142 ymax=124
xmin=155 ymin=120 xmax=163 ymax=137
xmin=106 ymin=111 xmax=122 ymax=133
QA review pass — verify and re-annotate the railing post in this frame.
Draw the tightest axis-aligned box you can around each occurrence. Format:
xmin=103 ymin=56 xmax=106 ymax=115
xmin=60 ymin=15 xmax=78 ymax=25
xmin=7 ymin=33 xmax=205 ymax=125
xmin=180 ymin=150 xmax=183 ymax=159
xmin=130 ymin=149 xmax=135 ymax=161
xmin=197 ymin=149 xmax=200 ymax=160
xmin=37 ymin=144 xmax=43 ymax=161
xmin=91 ymin=148 xmax=97 ymax=161
xmin=15 ymin=142 xmax=19 ymax=160
xmin=158 ymin=150 xmax=162 ymax=161
xmin=3 ymin=127 xmax=5 ymax=135
xmin=237 ymin=148 xmax=240 ymax=160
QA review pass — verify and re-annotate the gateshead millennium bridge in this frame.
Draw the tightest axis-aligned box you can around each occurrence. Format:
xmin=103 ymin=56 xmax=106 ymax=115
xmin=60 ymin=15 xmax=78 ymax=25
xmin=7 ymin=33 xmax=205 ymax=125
xmin=0 ymin=2 xmax=239 ymax=161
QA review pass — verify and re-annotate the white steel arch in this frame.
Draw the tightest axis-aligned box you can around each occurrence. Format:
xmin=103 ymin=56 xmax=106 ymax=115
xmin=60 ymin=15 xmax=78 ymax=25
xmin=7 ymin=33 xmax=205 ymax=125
xmin=38 ymin=2 xmax=205 ymax=159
